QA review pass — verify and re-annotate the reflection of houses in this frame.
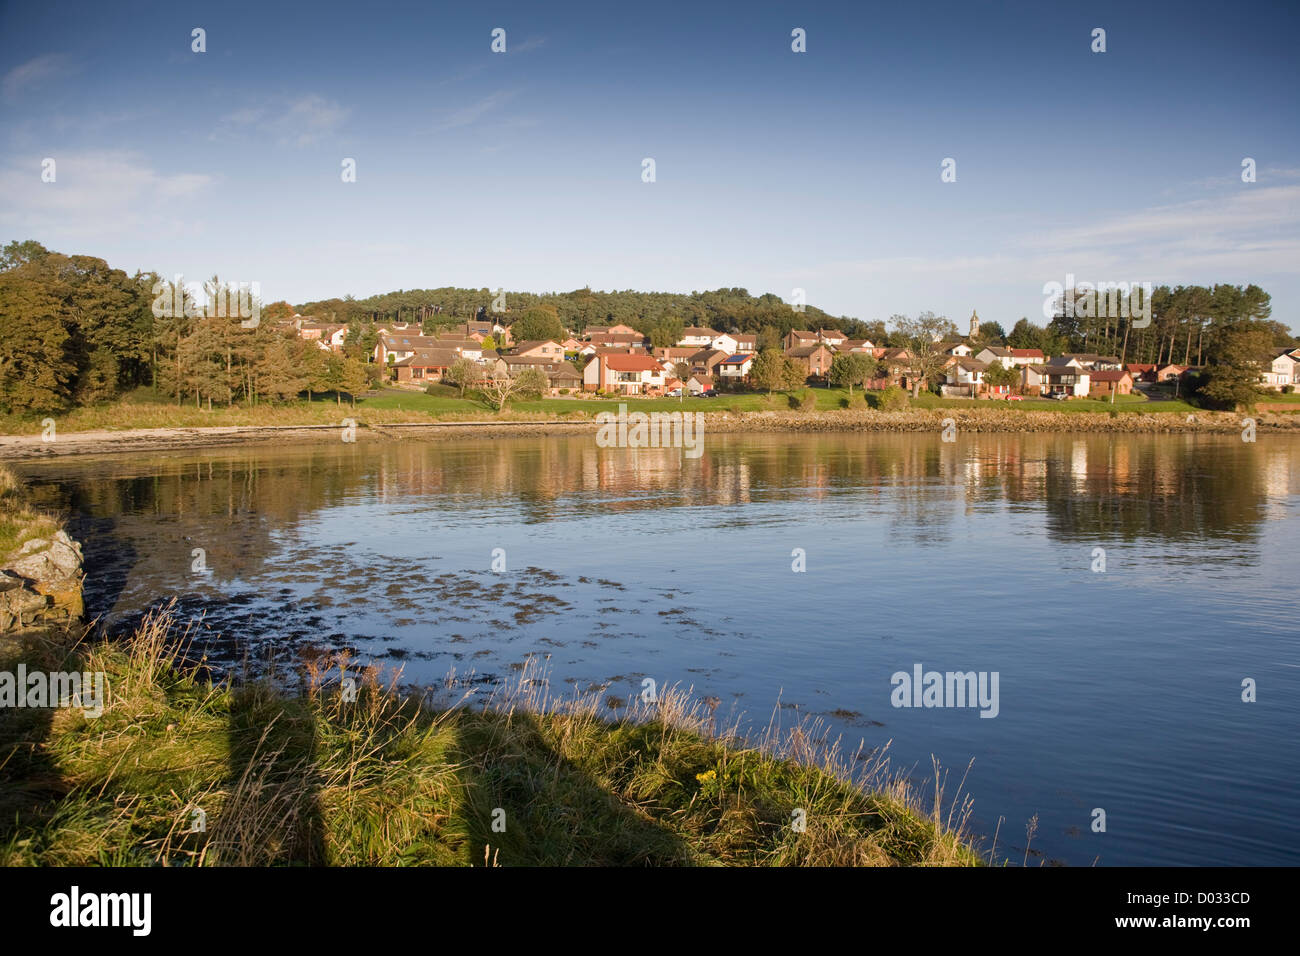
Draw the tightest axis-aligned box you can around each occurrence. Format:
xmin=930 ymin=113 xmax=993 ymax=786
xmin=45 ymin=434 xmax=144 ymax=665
xmin=582 ymin=353 xmax=669 ymax=395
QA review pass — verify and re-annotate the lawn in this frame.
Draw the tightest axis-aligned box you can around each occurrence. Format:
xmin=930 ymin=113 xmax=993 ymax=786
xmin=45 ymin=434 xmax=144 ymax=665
xmin=1 ymin=382 xmax=1215 ymax=437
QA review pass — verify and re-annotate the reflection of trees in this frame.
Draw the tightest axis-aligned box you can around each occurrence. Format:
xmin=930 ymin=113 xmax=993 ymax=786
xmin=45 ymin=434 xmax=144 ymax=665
xmin=16 ymin=434 xmax=1292 ymax=612
xmin=1039 ymin=437 xmax=1287 ymax=546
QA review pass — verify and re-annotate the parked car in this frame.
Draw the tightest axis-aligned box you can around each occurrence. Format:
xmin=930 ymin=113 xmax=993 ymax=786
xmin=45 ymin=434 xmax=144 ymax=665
xmin=1005 ymin=394 xmax=1024 ymax=401
xmin=701 ymin=389 xmax=719 ymax=398
xmin=666 ymin=388 xmax=682 ymax=397
xmin=1049 ymin=391 xmax=1070 ymax=401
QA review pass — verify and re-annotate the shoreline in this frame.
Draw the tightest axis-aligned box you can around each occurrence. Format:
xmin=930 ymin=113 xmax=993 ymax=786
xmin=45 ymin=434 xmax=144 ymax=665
xmin=1 ymin=407 xmax=1296 ymax=459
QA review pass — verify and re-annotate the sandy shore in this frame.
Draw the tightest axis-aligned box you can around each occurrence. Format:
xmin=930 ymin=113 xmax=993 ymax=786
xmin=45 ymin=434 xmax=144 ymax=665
xmin=1 ymin=407 xmax=1295 ymax=459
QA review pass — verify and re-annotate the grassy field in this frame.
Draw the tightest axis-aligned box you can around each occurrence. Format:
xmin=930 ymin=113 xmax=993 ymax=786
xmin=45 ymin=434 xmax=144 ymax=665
xmin=0 ymin=383 xmax=1215 ymax=435
xmin=0 ymin=609 xmax=984 ymax=867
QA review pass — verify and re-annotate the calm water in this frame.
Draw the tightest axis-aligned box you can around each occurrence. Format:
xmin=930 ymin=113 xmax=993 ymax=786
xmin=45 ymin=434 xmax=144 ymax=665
xmin=13 ymin=432 xmax=1300 ymax=866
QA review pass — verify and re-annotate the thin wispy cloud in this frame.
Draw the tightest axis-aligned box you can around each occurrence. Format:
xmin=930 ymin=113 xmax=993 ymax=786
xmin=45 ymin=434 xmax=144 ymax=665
xmin=215 ymin=94 xmax=349 ymax=146
xmin=2 ymin=53 xmax=71 ymax=101
xmin=433 ymin=89 xmax=519 ymax=131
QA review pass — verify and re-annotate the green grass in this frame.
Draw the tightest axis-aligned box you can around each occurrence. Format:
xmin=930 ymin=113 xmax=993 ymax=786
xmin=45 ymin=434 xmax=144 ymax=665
xmin=0 ymin=381 xmax=1218 ymax=437
xmin=0 ymin=609 xmax=983 ymax=867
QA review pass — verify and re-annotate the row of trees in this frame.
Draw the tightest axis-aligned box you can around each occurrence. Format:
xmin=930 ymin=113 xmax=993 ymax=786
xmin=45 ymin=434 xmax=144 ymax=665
xmin=4 ymin=238 xmax=1293 ymax=415
xmin=998 ymin=285 xmax=1287 ymax=367
xmin=0 ymin=241 xmax=374 ymax=414
xmin=299 ymin=285 xmax=872 ymax=342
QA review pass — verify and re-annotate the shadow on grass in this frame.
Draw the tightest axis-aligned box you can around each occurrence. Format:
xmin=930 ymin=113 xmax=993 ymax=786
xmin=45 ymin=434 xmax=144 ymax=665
xmin=452 ymin=710 xmax=696 ymax=866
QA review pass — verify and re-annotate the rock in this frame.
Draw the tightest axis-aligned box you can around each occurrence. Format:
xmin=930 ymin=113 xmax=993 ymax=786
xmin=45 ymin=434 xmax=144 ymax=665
xmin=0 ymin=533 xmax=85 ymax=633
xmin=5 ymin=537 xmax=82 ymax=582
xmin=0 ymin=585 xmax=49 ymax=632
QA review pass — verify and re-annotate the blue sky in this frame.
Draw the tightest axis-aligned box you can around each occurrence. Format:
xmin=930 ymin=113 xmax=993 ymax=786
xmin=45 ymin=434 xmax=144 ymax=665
xmin=2 ymin=0 xmax=1297 ymax=330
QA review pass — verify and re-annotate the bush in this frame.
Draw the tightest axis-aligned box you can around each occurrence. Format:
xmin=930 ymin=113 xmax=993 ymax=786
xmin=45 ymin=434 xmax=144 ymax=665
xmin=1283 ymin=385 xmax=1294 ymax=395
xmin=876 ymin=386 xmax=909 ymax=411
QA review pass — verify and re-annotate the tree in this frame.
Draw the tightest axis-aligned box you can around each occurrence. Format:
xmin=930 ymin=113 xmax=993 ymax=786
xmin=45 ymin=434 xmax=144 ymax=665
xmin=1006 ymin=317 xmax=1042 ymax=351
xmin=750 ymin=348 xmax=791 ymax=396
xmin=445 ymin=357 xmax=484 ymax=398
xmin=480 ymin=368 xmax=546 ymax=410
xmin=0 ymin=265 xmax=72 ymax=413
xmin=982 ymin=360 xmax=1020 ymax=394
xmin=892 ymin=312 xmax=959 ymax=396
xmin=339 ymin=356 xmax=370 ymax=407
xmin=514 ymin=366 xmax=549 ymax=399
xmin=828 ymin=352 xmax=877 ymax=395
xmin=255 ymin=338 xmax=309 ymax=404
xmin=674 ymin=361 xmax=692 ymax=402
xmin=1195 ymin=319 xmax=1274 ymax=410
xmin=757 ymin=324 xmax=782 ymax=352
xmin=510 ymin=307 xmax=565 ymax=343
xmin=780 ymin=356 xmax=808 ymax=391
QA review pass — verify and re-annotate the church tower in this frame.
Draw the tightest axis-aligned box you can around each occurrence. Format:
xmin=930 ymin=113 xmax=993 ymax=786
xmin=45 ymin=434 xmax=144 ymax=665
xmin=969 ymin=309 xmax=979 ymax=339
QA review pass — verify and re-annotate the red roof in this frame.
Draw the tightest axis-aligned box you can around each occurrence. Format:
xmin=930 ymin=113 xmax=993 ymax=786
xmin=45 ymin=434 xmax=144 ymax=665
xmin=1010 ymin=348 xmax=1044 ymax=358
xmin=1090 ymin=370 xmax=1132 ymax=382
xmin=602 ymin=355 xmax=663 ymax=372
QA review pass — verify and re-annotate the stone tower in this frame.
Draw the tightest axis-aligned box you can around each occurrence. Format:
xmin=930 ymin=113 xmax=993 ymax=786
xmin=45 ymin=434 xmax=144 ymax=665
xmin=969 ymin=309 xmax=979 ymax=339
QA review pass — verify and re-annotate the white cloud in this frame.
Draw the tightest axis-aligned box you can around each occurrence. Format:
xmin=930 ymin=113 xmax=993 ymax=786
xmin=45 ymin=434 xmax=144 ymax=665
xmin=0 ymin=150 xmax=214 ymax=239
xmin=802 ymin=185 xmax=1300 ymax=288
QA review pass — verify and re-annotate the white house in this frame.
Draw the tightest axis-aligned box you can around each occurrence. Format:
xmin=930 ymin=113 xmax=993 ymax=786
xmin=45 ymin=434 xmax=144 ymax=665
xmin=678 ymin=327 xmax=720 ymax=348
xmin=710 ymin=333 xmax=740 ymax=354
xmin=582 ymin=353 xmax=668 ymax=395
xmin=1263 ymin=349 xmax=1300 ymax=390
xmin=943 ymin=357 xmax=989 ymax=395
xmin=717 ymin=354 xmax=754 ymax=381
xmin=975 ymin=347 xmax=1016 ymax=369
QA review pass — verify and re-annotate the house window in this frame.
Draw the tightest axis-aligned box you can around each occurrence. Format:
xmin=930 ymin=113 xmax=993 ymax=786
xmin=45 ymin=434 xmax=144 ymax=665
xmin=413 ymin=368 xmax=423 ymax=379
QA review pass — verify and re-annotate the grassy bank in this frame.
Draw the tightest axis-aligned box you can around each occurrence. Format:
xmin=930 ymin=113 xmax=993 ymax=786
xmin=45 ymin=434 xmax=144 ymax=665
xmin=0 ymin=608 xmax=982 ymax=867
xmin=0 ymin=465 xmax=61 ymax=562
xmin=0 ymin=383 xmax=1238 ymax=436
